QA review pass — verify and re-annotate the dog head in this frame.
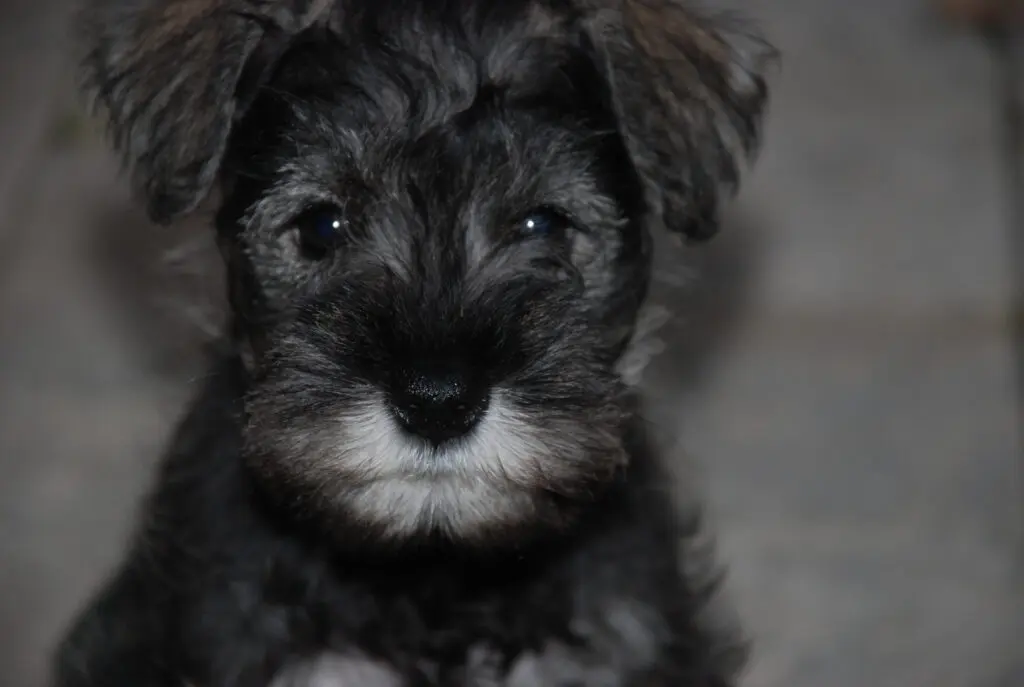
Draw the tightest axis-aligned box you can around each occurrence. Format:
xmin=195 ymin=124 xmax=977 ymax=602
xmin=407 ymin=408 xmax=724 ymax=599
xmin=80 ymin=0 xmax=774 ymax=547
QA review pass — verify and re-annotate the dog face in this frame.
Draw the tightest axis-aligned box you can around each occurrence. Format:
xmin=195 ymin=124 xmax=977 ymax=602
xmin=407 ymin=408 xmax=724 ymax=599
xmin=80 ymin=0 xmax=773 ymax=546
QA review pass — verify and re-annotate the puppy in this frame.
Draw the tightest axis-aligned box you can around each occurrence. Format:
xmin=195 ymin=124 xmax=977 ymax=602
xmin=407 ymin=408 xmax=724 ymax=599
xmin=53 ymin=1 xmax=774 ymax=685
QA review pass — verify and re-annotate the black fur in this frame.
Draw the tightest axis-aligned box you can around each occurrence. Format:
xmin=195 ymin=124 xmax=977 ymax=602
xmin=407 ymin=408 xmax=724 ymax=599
xmin=56 ymin=1 xmax=774 ymax=685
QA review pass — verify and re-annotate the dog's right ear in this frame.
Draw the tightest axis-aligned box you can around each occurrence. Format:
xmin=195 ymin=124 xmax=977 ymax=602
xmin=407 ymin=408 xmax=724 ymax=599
xmin=573 ymin=0 xmax=776 ymax=243
xmin=79 ymin=0 xmax=334 ymax=224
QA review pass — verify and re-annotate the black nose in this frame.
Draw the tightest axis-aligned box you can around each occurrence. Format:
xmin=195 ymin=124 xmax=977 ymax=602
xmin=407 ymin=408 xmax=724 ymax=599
xmin=389 ymin=364 xmax=489 ymax=445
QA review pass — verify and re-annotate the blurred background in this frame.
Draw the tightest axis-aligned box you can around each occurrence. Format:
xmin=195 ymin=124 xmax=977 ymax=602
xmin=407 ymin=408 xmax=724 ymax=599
xmin=1 ymin=0 xmax=1023 ymax=685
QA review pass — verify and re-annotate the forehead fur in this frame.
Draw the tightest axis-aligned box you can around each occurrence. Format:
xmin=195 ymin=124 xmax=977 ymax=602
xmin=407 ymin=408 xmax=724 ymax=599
xmin=247 ymin=2 xmax=583 ymax=136
xmin=226 ymin=23 xmax=638 ymax=318
xmin=223 ymin=2 xmax=632 ymax=245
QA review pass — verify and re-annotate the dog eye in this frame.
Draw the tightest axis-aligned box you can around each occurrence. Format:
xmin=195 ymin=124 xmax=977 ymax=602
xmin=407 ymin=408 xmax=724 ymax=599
xmin=519 ymin=208 xmax=572 ymax=238
xmin=293 ymin=205 xmax=346 ymax=259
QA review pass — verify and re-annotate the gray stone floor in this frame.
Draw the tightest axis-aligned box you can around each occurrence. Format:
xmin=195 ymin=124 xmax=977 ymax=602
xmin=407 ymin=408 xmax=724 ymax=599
xmin=2 ymin=1 xmax=1023 ymax=686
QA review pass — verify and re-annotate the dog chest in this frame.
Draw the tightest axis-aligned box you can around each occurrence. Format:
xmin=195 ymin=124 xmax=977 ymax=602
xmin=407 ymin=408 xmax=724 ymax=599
xmin=268 ymin=652 xmax=405 ymax=687
xmin=267 ymin=597 xmax=663 ymax=687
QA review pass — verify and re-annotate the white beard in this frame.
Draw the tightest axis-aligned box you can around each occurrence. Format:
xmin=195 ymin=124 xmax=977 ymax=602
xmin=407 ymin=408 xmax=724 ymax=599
xmin=304 ymin=390 xmax=593 ymax=539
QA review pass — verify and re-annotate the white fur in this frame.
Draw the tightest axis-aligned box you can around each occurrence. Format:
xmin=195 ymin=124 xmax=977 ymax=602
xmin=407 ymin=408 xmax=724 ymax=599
xmin=615 ymin=304 xmax=671 ymax=387
xmin=492 ymin=599 xmax=665 ymax=687
xmin=325 ymin=392 xmax=551 ymax=484
xmin=269 ymin=652 xmax=404 ymax=687
xmin=315 ymin=392 xmax=580 ymax=538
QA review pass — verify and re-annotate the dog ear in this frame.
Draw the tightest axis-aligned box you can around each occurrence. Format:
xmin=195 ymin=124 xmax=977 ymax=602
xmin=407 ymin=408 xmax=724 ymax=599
xmin=577 ymin=0 xmax=776 ymax=241
xmin=78 ymin=0 xmax=334 ymax=224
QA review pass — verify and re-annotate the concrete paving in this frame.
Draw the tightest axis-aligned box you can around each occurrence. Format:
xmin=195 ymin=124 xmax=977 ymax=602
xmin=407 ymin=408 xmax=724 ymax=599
xmin=1 ymin=1 xmax=1022 ymax=686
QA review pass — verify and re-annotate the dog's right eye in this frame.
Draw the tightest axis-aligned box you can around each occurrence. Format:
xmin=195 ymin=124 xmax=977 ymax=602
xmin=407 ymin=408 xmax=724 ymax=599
xmin=293 ymin=205 xmax=347 ymax=260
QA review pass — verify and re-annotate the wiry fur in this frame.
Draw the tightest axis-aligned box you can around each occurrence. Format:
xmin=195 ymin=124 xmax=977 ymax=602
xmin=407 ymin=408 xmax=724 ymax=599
xmin=55 ymin=0 xmax=774 ymax=685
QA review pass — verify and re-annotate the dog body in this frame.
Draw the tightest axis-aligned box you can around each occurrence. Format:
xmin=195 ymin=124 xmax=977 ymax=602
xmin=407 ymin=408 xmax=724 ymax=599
xmin=55 ymin=357 xmax=724 ymax=686
xmin=53 ymin=1 xmax=773 ymax=685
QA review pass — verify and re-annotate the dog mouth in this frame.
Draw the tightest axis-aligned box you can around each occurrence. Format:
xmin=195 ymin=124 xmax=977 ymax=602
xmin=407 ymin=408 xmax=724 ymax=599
xmin=242 ymin=364 xmax=629 ymax=541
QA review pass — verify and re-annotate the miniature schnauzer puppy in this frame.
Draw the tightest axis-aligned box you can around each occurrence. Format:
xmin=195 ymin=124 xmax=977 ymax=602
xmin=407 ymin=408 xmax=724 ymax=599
xmin=53 ymin=0 xmax=773 ymax=685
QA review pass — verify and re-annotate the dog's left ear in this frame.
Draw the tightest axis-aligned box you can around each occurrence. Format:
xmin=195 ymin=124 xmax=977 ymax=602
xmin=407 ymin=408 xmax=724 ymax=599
xmin=575 ymin=0 xmax=776 ymax=241
xmin=78 ymin=0 xmax=334 ymax=224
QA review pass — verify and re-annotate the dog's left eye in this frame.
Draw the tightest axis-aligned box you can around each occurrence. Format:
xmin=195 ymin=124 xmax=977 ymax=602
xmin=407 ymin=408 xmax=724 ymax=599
xmin=293 ymin=205 xmax=346 ymax=259
xmin=519 ymin=208 xmax=572 ymax=238
xmin=310 ymin=213 xmax=343 ymax=239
